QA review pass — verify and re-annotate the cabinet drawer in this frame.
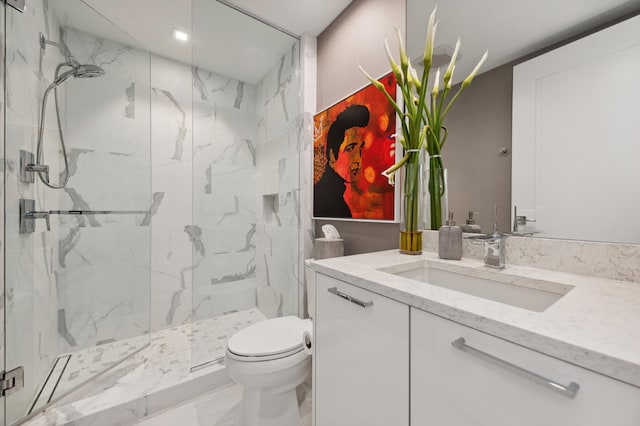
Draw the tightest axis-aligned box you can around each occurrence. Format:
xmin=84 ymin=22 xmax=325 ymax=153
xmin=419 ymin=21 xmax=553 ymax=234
xmin=315 ymin=274 xmax=409 ymax=426
xmin=411 ymin=308 xmax=640 ymax=426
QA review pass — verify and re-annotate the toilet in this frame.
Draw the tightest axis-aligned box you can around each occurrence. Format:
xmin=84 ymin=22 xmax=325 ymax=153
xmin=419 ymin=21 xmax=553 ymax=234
xmin=225 ymin=262 xmax=316 ymax=426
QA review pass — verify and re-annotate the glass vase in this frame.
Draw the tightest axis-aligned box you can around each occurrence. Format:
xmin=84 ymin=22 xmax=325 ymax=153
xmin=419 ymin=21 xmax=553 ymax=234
xmin=424 ymin=165 xmax=447 ymax=230
xmin=399 ymin=158 xmax=424 ymax=255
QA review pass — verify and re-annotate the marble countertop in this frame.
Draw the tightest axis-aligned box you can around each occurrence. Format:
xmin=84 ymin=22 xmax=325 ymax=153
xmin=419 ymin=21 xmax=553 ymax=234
xmin=309 ymin=250 xmax=640 ymax=388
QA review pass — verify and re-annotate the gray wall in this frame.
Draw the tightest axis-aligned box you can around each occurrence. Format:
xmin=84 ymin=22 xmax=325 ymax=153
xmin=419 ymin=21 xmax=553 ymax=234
xmin=317 ymin=0 xmax=406 ymax=111
xmin=442 ymin=64 xmax=513 ymax=234
xmin=316 ymin=0 xmax=406 ymax=254
xmin=315 ymin=0 xmax=513 ymax=254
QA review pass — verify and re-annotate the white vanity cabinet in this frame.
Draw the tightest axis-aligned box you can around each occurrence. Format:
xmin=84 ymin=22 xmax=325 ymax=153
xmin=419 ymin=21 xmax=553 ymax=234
xmin=314 ymin=273 xmax=409 ymax=426
xmin=411 ymin=308 xmax=640 ymax=426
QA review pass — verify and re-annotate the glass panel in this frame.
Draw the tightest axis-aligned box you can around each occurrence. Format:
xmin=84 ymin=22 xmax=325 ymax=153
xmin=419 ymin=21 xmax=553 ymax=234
xmin=1 ymin=2 xmax=5 ymax=425
xmin=3 ymin=0 xmax=151 ymax=423
xmin=190 ymin=0 xmax=301 ymax=369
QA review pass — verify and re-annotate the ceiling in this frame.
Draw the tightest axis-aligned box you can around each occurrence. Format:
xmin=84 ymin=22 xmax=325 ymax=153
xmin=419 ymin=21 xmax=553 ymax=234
xmin=70 ymin=0 xmax=352 ymax=85
xmin=55 ymin=1 xmax=640 ymax=86
xmin=406 ymin=0 xmax=640 ymax=85
xmin=218 ymin=0 xmax=354 ymax=37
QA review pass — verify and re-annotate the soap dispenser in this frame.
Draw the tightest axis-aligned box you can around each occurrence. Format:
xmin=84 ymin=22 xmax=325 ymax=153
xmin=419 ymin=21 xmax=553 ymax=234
xmin=460 ymin=211 xmax=482 ymax=233
xmin=439 ymin=212 xmax=462 ymax=260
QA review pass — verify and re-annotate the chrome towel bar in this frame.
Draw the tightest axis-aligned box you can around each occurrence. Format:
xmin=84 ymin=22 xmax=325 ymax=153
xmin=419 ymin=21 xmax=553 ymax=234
xmin=48 ymin=210 xmax=148 ymax=215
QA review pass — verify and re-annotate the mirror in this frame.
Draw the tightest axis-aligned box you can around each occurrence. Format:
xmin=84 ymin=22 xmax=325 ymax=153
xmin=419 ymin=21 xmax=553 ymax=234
xmin=406 ymin=0 xmax=640 ymax=244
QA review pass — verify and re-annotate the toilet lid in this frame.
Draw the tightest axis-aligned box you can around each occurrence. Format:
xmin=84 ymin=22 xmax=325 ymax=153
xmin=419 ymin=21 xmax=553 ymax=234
xmin=227 ymin=316 xmax=312 ymax=358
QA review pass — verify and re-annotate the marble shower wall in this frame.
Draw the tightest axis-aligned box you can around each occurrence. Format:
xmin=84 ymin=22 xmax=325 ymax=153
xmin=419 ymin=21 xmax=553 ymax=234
xmin=149 ymin=54 xmax=194 ymax=331
xmin=56 ymin=28 xmax=151 ymax=353
xmin=3 ymin=1 xmax=64 ymax=421
xmin=254 ymin=43 xmax=302 ymax=318
xmin=299 ymin=34 xmax=317 ymax=318
xmin=67 ymin=36 xmax=303 ymax=333
xmin=151 ymin=42 xmax=303 ymax=330
xmin=191 ymin=64 xmax=260 ymax=324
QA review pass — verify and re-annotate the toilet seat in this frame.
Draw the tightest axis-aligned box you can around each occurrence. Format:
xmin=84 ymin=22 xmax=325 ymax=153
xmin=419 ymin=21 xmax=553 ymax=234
xmin=227 ymin=316 xmax=311 ymax=362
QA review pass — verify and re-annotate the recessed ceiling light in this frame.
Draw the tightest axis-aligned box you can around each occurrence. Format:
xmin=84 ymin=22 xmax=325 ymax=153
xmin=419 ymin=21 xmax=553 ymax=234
xmin=173 ymin=28 xmax=190 ymax=42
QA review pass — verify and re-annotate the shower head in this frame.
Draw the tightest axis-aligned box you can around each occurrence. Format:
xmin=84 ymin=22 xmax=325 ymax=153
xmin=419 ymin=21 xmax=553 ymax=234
xmin=40 ymin=33 xmax=106 ymax=85
xmin=52 ymin=63 xmax=106 ymax=87
xmin=74 ymin=64 xmax=106 ymax=79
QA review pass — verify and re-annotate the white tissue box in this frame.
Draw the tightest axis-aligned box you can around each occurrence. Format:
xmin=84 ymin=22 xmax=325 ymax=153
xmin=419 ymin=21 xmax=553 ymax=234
xmin=314 ymin=238 xmax=344 ymax=260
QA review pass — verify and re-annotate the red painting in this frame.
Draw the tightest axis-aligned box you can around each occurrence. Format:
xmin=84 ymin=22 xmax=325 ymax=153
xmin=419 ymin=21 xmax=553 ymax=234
xmin=313 ymin=73 xmax=398 ymax=221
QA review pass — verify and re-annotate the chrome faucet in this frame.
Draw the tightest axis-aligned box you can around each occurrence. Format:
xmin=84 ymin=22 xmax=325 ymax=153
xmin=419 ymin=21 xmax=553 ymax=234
xmin=512 ymin=205 xmax=537 ymax=235
xmin=481 ymin=234 xmax=505 ymax=269
xmin=466 ymin=205 xmax=506 ymax=269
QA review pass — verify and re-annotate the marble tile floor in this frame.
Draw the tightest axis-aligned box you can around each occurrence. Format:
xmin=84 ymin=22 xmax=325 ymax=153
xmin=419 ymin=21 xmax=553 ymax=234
xmin=24 ymin=308 xmax=267 ymax=426
xmin=50 ymin=335 xmax=149 ymax=401
xmin=138 ymin=382 xmax=313 ymax=426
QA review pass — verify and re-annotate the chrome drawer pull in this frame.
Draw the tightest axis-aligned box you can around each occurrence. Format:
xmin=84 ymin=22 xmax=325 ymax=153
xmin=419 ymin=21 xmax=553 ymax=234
xmin=452 ymin=337 xmax=580 ymax=399
xmin=327 ymin=287 xmax=374 ymax=308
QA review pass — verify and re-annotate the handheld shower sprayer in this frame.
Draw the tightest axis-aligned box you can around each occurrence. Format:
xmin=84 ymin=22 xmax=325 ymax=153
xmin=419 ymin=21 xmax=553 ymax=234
xmin=26 ymin=33 xmax=106 ymax=189
xmin=52 ymin=64 xmax=106 ymax=87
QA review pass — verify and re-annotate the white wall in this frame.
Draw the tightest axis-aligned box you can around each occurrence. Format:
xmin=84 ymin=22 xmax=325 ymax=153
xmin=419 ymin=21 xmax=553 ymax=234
xmin=314 ymin=0 xmax=406 ymax=255
xmin=513 ymin=14 xmax=640 ymax=244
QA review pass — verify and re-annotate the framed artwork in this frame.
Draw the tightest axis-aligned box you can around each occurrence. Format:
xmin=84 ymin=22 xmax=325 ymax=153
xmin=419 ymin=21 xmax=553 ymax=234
xmin=313 ymin=72 xmax=400 ymax=222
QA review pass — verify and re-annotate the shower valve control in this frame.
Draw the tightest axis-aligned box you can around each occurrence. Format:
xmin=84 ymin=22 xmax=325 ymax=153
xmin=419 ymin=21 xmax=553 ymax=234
xmin=19 ymin=199 xmax=51 ymax=233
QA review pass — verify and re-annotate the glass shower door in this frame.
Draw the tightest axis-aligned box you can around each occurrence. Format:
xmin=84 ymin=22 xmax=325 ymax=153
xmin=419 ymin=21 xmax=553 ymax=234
xmin=190 ymin=0 xmax=302 ymax=370
xmin=1 ymin=2 xmax=6 ymax=425
xmin=3 ymin=1 xmax=151 ymax=423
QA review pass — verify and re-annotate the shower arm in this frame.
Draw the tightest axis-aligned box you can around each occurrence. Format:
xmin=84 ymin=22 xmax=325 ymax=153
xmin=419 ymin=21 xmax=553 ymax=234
xmin=39 ymin=33 xmax=78 ymax=66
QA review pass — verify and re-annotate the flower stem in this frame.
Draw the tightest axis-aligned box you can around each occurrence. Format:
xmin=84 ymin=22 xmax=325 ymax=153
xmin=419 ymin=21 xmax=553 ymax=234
xmin=403 ymin=153 xmax=421 ymax=232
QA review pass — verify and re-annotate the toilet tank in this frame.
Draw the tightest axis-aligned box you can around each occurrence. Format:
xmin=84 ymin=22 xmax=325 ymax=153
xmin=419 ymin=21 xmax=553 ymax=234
xmin=304 ymin=259 xmax=316 ymax=319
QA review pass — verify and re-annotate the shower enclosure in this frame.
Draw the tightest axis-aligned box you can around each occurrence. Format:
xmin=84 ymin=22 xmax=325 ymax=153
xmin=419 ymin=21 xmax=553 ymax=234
xmin=3 ymin=0 xmax=152 ymax=423
xmin=1 ymin=0 xmax=302 ymax=424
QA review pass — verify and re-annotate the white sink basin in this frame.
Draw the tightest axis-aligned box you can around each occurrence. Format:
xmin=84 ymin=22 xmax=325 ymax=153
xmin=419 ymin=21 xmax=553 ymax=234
xmin=385 ymin=263 xmax=573 ymax=312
